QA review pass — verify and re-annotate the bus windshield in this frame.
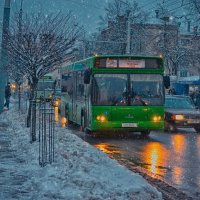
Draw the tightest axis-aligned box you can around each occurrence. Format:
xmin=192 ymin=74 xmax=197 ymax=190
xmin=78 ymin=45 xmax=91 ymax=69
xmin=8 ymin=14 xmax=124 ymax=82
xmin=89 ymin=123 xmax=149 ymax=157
xmin=92 ymin=74 xmax=163 ymax=106
xmin=38 ymin=81 xmax=54 ymax=90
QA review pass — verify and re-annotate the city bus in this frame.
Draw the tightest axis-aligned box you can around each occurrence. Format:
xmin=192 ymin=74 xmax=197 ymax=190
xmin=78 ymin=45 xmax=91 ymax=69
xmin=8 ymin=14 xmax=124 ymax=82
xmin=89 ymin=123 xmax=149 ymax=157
xmin=60 ymin=55 xmax=169 ymax=136
xmin=37 ymin=73 xmax=57 ymax=101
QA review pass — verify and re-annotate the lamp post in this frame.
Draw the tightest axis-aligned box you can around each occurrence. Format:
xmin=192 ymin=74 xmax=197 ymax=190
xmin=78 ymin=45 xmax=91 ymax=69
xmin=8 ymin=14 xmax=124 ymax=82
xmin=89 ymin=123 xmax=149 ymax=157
xmin=160 ymin=16 xmax=169 ymax=51
xmin=0 ymin=0 xmax=11 ymax=113
xmin=160 ymin=16 xmax=170 ymax=74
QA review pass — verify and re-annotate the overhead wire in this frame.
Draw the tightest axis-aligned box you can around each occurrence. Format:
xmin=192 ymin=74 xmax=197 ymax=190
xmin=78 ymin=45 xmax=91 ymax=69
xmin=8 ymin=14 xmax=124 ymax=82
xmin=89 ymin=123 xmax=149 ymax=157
xmin=168 ymin=2 xmax=193 ymax=12
xmin=61 ymin=0 xmax=102 ymax=10
xmin=141 ymin=0 xmax=183 ymax=12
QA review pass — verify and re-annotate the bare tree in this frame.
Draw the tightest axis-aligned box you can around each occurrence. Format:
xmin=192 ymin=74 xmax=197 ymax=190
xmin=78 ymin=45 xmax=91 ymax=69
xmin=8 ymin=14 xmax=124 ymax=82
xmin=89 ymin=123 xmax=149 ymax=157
xmin=186 ymin=0 xmax=200 ymax=16
xmin=7 ymin=12 xmax=82 ymax=126
xmin=88 ymin=0 xmax=148 ymax=55
xmin=184 ymin=0 xmax=200 ymax=75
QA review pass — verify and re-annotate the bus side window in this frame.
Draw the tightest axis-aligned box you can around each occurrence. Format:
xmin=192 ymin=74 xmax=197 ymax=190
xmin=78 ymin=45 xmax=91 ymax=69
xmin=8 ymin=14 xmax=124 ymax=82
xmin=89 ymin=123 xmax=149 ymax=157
xmin=61 ymin=73 xmax=73 ymax=97
xmin=77 ymin=72 xmax=85 ymax=100
xmin=78 ymin=84 xmax=84 ymax=96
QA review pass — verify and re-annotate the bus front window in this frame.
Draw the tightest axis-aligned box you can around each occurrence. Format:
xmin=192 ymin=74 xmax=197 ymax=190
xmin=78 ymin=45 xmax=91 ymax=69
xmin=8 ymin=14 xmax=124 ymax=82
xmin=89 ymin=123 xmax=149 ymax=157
xmin=92 ymin=74 xmax=163 ymax=106
xmin=38 ymin=81 xmax=54 ymax=90
xmin=131 ymin=74 xmax=163 ymax=106
xmin=92 ymin=74 xmax=127 ymax=106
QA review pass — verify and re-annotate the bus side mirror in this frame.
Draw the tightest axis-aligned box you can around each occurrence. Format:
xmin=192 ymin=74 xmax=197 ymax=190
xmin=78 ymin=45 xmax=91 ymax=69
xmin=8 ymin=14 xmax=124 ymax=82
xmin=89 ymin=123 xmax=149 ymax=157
xmin=164 ymin=75 xmax=170 ymax=89
xmin=84 ymin=69 xmax=91 ymax=84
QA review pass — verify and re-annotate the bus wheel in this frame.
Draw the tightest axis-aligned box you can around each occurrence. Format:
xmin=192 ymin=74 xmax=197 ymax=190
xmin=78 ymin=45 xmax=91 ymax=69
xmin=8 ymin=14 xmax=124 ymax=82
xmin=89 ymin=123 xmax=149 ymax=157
xmin=194 ymin=126 xmax=200 ymax=133
xmin=141 ymin=130 xmax=150 ymax=136
xmin=80 ymin=115 xmax=85 ymax=132
xmin=85 ymin=128 xmax=92 ymax=135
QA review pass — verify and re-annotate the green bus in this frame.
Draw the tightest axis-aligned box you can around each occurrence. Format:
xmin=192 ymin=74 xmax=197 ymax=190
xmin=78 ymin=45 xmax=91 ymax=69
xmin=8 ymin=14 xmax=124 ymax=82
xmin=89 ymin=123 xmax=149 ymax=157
xmin=60 ymin=55 xmax=169 ymax=136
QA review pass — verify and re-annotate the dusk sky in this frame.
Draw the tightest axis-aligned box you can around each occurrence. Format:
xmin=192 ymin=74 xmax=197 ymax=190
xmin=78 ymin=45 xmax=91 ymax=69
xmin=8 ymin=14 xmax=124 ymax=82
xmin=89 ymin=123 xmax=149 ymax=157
xmin=0 ymin=0 xmax=187 ymax=35
xmin=3 ymin=0 xmax=162 ymax=33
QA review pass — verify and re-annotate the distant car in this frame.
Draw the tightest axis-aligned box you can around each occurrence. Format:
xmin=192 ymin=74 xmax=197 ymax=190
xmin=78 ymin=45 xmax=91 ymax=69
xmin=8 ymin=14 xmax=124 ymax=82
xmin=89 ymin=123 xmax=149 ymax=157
xmin=164 ymin=95 xmax=200 ymax=132
xmin=52 ymin=89 xmax=61 ymax=112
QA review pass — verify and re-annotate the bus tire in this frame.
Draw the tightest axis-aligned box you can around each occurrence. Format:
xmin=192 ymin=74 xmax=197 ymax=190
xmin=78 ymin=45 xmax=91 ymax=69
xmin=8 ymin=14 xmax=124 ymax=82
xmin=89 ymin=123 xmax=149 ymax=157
xmin=65 ymin=106 xmax=72 ymax=126
xmin=85 ymin=128 xmax=92 ymax=135
xmin=141 ymin=130 xmax=150 ymax=136
xmin=81 ymin=115 xmax=85 ymax=132
xmin=194 ymin=126 xmax=200 ymax=133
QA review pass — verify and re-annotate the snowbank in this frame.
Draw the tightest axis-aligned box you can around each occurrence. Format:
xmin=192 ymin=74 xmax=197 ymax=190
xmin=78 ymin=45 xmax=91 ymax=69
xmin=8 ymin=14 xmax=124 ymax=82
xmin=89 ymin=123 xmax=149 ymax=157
xmin=0 ymin=101 xmax=162 ymax=200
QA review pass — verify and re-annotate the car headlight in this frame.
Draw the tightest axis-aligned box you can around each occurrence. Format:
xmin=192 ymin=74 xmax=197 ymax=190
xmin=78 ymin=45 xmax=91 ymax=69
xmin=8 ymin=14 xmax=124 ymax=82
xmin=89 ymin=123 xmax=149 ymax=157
xmin=172 ymin=114 xmax=184 ymax=120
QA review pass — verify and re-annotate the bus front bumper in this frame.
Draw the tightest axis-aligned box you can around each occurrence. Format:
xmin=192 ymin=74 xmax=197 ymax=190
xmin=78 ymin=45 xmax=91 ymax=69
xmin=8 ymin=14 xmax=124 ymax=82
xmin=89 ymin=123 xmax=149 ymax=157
xmin=91 ymin=121 xmax=164 ymax=132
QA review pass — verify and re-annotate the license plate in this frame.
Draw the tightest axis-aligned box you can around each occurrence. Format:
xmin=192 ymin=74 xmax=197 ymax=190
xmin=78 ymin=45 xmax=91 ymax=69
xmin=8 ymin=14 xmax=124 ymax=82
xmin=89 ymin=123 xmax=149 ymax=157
xmin=187 ymin=119 xmax=200 ymax=124
xmin=122 ymin=123 xmax=137 ymax=127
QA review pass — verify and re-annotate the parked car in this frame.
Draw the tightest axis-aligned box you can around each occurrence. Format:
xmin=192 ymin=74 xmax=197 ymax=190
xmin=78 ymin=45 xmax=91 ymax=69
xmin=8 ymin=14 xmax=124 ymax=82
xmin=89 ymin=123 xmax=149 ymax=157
xmin=164 ymin=95 xmax=200 ymax=132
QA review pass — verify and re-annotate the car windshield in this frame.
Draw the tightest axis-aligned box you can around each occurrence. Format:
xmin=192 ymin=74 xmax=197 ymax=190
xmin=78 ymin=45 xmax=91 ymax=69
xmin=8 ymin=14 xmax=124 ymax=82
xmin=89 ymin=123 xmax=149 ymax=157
xmin=165 ymin=97 xmax=195 ymax=109
xmin=92 ymin=74 xmax=163 ymax=106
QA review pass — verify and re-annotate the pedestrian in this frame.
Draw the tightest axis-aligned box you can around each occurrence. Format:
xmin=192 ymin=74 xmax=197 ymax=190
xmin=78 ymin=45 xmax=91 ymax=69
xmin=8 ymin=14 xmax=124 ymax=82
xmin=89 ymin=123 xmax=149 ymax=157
xmin=4 ymin=82 xmax=11 ymax=110
xmin=168 ymin=87 xmax=176 ymax=95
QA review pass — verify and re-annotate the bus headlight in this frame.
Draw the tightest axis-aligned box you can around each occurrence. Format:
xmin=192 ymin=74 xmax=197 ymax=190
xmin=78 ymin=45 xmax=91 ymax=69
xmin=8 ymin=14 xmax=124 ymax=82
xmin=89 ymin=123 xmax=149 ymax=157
xmin=96 ymin=115 xmax=106 ymax=122
xmin=152 ymin=115 xmax=161 ymax=122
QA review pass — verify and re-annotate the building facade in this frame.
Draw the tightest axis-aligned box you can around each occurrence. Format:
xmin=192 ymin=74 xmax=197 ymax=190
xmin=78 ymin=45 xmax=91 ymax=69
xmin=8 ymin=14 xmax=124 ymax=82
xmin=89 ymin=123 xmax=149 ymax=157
xmin=94 ymin=17 xmax=200 ymax=77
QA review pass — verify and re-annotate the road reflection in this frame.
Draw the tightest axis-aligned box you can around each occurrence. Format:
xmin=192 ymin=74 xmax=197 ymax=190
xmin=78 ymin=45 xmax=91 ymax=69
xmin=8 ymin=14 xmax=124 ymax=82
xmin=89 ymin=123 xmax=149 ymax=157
xmin=94 ymin=143 xmax=122 ymax=157
xmin=170 ymin=134 xmax=186 ymax=185
xmin=76 ymin=129 xmax=200 ymax=199
xmin=141 ymin=142 xmax=169 ymax=177
xmin=54 ymin=107 xmax=59 ymax=123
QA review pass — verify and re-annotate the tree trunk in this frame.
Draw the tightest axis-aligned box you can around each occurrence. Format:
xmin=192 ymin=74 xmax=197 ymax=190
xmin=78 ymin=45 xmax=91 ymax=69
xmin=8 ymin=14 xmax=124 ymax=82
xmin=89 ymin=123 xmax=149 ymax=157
xmin=18 ymin=83 xmax=21 ymax=110
xmin=26 ymin=82 xmax=37 ymax=127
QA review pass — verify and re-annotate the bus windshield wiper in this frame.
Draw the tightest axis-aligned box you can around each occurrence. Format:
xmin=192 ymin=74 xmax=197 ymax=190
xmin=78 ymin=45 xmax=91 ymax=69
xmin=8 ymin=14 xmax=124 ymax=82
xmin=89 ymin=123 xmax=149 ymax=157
xmin=133 ymin=96 xmax=148 ymax=106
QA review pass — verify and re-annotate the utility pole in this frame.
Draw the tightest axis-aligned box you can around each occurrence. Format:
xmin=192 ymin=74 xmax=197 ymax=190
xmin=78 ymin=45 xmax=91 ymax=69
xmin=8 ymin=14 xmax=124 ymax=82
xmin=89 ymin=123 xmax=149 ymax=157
xmin=17 ymin=0 xmax=23 ymax=110
xmin=117 ymin=0 xmax=131 ymax=54
xmin=0 ymin=0 xmax=11 ymax=113
xmin=126 ymin=9 xmax=131 ymax=54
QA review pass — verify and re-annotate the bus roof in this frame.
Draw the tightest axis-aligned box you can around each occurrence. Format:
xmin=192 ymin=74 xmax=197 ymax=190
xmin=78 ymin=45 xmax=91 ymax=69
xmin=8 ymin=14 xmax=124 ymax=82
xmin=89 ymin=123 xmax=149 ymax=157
xmin=61 ymin=55 xmax=163 ymax=73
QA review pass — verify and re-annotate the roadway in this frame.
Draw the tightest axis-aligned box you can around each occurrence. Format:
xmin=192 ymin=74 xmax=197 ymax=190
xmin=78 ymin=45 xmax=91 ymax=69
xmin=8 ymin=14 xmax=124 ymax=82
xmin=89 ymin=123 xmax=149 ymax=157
xmin=70 ymin=127 xmax=200 ymax=199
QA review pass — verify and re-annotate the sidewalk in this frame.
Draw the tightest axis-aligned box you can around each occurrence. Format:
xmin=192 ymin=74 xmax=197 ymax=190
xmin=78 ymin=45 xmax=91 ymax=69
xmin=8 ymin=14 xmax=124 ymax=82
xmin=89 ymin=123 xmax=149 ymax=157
xmin=0 ymin=100 xmax=162 ymax=200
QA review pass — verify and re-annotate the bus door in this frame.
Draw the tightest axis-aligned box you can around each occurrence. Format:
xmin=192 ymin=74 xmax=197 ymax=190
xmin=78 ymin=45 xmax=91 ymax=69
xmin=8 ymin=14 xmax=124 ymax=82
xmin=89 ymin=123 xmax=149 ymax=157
xmin=85 ymin=83 xmax=92 ymax=128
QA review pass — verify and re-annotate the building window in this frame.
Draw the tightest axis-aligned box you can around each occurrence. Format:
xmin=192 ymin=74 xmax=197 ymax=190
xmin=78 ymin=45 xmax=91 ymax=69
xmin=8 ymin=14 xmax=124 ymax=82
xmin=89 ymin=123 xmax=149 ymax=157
xmin=180 ymin=39 xmax=191 ymax=46
xmin=180 ymin=70 xmax=188 ymax=77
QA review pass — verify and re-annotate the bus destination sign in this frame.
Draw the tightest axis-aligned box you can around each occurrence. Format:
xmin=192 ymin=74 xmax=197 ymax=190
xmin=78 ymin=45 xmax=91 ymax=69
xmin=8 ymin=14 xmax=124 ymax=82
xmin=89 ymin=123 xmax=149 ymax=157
xmin=95 ymin=58 xmax=161 ymax=69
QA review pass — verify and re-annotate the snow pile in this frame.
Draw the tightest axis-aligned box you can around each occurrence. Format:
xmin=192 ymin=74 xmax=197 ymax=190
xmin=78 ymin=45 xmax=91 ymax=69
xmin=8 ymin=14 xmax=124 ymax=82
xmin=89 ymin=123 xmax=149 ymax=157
xmin=0 ymin=101 xmax=162 ymax=200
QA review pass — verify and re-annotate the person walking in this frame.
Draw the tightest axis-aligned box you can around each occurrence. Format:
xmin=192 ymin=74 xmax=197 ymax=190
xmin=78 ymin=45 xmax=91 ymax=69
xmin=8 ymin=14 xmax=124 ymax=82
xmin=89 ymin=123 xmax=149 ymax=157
xmin=4 ymin=82 xmax=11 ymax=110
